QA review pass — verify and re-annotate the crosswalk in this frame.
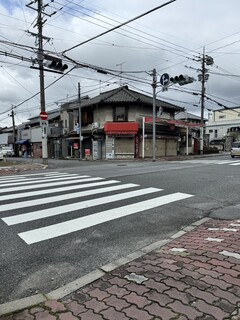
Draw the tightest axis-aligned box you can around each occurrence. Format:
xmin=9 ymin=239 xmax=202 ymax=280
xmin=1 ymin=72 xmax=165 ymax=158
xmin=173 ymin=159 xmax=240 ymax=166
xmin=0 ymin=172 xmax=194 ymax=245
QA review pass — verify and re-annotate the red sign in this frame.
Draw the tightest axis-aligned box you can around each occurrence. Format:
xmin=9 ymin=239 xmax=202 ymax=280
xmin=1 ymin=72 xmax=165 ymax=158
xmin=40 ymin=111 xmax=48 ymax=120
xmin=73 ymin=143 xmax=78 ymax=150
xmin=85 ymin=149 xmax=91 ymax=156
xmin=104 ymin=122 xmax=139 ymax=135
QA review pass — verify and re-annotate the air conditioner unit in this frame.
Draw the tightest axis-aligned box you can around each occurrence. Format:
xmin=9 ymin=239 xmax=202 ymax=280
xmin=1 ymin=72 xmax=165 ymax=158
xmin=92 ymin=122 xmax=99 ymax=130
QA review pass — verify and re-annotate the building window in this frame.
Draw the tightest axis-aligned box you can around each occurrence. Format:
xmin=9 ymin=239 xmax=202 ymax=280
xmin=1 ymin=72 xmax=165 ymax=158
xmin=114 ymin=106 xmax=128 ymax=121
xmin=209 ymin=129 xmax=213 ymax=133
xmin=82 ymin=109 xmax=93 ymax=126
xmin=214 ymin=129 xmax=218 ymax=138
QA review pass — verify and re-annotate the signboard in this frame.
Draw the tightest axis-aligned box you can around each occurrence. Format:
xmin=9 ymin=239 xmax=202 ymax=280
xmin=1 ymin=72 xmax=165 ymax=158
xmin=40 ymin=111 xmax=48 ymax=120
xmin=40 ymin=120 xmax=48 ymax=127
xmin=160 ymin=73 xmax=170 ymax=86
xmin=73 ymin=143 xmax=79 ymax=150
xmin=85 ymin=148 xmax=91 ymax=156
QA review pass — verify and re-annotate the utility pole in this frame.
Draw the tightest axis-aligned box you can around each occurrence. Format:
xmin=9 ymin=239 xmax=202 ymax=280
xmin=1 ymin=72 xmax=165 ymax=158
xmin=38 ymin=0 xmax=48 ymax=164
xmin=10 ymin=106 xmax=16 ymax=155
xmin=27 ymin=0 xmax=48 ymax=164
xmin=198 ymin=48 xmax=213 ymax=155
xmin=200 ymin=47 xmax=206 ymax=155
xmin=78 ymin=82 xmax=82 ymax=161
xmin=152 ymin=68 xmax=157 ymax=162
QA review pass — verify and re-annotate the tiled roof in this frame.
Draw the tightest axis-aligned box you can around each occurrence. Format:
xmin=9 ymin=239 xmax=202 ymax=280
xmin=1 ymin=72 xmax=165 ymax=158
xmin=175 ymin=111 xmax=201 ymax=121
xmin=63 ymin=86 xmax=184 ymax=112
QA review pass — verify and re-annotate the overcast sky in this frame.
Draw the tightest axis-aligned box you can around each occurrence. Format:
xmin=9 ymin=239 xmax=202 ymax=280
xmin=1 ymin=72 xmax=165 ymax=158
xmin=0 ymin=0 xmax=240 ymax=127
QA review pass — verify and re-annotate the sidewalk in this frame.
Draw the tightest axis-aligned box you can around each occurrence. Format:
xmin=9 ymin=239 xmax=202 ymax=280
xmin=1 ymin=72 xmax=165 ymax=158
xmin=1 ymin=218 xmax=240 ymax=319
xmin=0 ymin=152 xmax=229 ymax=174
xmin=0 ymin=162 xmax=47 ymax=175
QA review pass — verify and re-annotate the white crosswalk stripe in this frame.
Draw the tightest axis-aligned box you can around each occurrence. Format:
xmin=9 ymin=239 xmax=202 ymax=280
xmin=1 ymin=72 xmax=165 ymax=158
xmin=0 ymin=183 xmax=141 ymax=214
xmin=229 ymin=162 xmax=240 ymax=166
xmin=0 ymin=173 xmax=81 ymax=187
xmin=0 ymin=176 xmax=103 ymax=193
xmin=0 ymin=172 xmax=194 ymax=245
xmin=0 ymin=179 xmax=120 ymax=201
xmin=172 ymin=159 xmax=240 ymax=166
xmin=19 ymin=193 xmax=193 ymax=244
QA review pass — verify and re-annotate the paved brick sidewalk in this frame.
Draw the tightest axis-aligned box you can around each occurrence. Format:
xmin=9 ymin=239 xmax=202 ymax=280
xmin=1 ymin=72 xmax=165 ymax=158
xmin=1 ymin=218 xmax=240 ymax=320
xmin=0 ymin=163 xmax=46 ymax=175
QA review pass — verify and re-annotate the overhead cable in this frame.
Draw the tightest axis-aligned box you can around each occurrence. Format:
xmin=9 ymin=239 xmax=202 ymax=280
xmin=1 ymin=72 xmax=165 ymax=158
xmin=62 ymin=0 xmax=177 ymax=54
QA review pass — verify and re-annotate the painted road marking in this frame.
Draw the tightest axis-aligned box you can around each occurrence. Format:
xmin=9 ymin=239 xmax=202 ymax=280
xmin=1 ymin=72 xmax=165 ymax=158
xmin=173 ymin=159 xmax=240 ymax=166
xmin=0 ymin=180 xmax=120 ymax=201
xmin=205 ymin=237 xmax=224 ymax=242
xmin=0 ymin=183 xmax=141 ymax=212
xmin=0 ymin=172 xmax=69 ymax=183
xmin=0 ymin=176 xmax=102 ymax=194
xmin=208 ymin=227 xmax=239 ymax=232
xmin=0 ymin=172 xmax=61 ymax=180
xmin=0 ymin=173 xmax=81 ymax=187
xmin=220 ymin=250 xmax=240 ymax=260
xmin=18 ymin=192 xmax=194 ymax=244
xmin=2 ymin=187 xmax=160 ymax=225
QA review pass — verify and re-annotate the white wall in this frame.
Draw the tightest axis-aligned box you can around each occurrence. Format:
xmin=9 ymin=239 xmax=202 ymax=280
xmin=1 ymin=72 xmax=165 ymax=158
xmin=31 ymin=128 xmax=42 ymax=142
xmin=0 ymin=133 xmax=9 ymax=145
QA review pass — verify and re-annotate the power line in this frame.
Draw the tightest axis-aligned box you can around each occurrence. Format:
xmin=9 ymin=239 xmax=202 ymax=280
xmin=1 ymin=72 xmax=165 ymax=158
xmin=55 ymin=0 xmax=196 ymax=59
xmin=62 ymin=0 xmax=177 ymax=54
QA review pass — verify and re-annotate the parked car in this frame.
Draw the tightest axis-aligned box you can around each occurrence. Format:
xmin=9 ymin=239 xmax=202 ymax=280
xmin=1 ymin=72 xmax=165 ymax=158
xmin=0 ymin=150 xmax=3 ymax=161
xmin=209 ymin=139 xmax=225 ymax=151
xmin=230 ymin=141 xmax=240 ymax=158
xmin=0 ymin=146 xmax=14 ymax=157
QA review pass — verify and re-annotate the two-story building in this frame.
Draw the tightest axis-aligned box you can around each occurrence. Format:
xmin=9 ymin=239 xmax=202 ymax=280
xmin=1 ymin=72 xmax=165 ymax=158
xmin=206 ymin=106 xmax=240 ymax=151
xmin=0 ymin=127 xmax=15 ymax=150
xmin=16 ymin=109 xmax=61 ymax=158
xmin=60 ymin=85 xmax=184 ymax=159
xmin=175 ymin=111 xmax=207 ymax=155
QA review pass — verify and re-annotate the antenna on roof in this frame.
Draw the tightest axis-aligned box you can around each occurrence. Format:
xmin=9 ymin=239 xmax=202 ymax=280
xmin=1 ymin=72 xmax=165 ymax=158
xmin=116 ymin=61 xmax=126 ymax=86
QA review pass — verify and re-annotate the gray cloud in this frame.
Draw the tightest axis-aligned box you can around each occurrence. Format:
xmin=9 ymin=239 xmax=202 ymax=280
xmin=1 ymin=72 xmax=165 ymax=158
xmin=0 ymin=0 xmax=240 ymax=126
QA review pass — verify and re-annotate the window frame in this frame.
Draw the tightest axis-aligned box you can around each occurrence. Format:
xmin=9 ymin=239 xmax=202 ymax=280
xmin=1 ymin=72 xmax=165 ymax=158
xmin=113 ymin=106 xmax=128 ymax=122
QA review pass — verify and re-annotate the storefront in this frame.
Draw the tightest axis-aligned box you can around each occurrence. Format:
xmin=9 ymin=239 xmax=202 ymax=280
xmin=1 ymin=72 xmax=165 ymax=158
xmin=104 ymin=122 xmax=139 ymax=159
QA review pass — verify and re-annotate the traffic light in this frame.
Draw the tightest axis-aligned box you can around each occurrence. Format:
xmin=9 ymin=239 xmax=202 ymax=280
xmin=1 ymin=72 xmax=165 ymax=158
xmin=170 ymin=74 xmax=194 ymax=86
xmin=205 ymin=55 xmax=214 ymax=66
xmin=44 ymin=54 xmax=68 ymax=73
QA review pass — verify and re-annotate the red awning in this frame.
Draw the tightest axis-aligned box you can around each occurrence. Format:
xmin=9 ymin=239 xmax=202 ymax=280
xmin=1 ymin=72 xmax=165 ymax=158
xmin=104 ymin=122 xmax=139 ymax=135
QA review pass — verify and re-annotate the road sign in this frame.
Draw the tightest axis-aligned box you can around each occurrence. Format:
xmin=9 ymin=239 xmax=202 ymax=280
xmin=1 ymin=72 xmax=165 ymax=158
xmin=40 ymin=111 xmax=48 ymax=120
xmin=40 ymin=120 xmax=48 ymax=127
xmin=160 ymin=73 xmax=170 ymax=86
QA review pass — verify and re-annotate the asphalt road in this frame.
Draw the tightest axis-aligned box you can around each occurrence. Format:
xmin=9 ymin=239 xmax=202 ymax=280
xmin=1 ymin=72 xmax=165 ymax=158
xmin=1 ymin=155 xmax=240 ymax=304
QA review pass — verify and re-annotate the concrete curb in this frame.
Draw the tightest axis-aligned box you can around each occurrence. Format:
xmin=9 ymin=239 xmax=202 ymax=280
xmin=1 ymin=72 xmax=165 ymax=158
xmin=0 ymin=217 xmax=210 ymax=316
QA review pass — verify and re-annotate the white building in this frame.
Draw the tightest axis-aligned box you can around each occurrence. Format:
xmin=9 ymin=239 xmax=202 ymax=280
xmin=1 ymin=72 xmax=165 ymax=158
xmin=206 ymin=106 xmax=240 ymax=150
xmin=206 ymin=106 xmax=240 ymax=140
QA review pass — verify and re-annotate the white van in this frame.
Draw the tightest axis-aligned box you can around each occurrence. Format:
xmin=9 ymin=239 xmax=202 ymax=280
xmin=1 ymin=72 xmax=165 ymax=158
xmin=230 ymin=142 xmax=240 ymax=158
xmin=0 ymin=146 xmax=14 ymax=157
